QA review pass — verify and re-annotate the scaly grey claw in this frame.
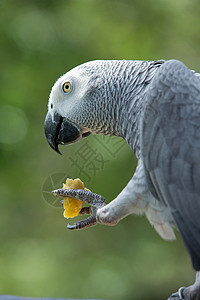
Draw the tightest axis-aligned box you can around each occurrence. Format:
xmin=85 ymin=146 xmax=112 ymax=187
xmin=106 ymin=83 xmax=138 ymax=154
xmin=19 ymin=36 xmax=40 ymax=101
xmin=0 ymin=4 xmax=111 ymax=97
xmin=52 ymin=189 xmax=107 ymax=230
xmin=52 ymin=188 xmax=106 ymax=208
xmin=67 ymin=207 xmax=98 ymax=230
xmin=67 ymin=215 xmax=97 ymax=230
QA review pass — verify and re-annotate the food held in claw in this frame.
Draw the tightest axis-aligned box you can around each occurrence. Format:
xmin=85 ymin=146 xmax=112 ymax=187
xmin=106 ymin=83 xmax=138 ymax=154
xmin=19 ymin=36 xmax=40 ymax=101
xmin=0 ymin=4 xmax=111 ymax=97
xmin=62 ymin=178 xmax=88 ymax=219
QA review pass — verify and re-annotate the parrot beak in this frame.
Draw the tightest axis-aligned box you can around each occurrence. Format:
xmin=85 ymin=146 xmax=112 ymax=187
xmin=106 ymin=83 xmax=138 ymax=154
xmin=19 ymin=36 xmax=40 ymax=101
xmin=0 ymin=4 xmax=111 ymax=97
xmin=44 ymin=111 xmax=82 ymax=154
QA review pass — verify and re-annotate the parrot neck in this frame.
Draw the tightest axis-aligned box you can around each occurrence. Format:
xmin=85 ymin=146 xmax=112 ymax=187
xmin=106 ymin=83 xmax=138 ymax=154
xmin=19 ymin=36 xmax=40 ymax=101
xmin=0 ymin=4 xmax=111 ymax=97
xmin=113 ymin=60 xmax=165 ymax=158
xmin=118 ymin=86 xmax=147 ymax=158
xmin=90 ymin=59 xmax=165 ymax=158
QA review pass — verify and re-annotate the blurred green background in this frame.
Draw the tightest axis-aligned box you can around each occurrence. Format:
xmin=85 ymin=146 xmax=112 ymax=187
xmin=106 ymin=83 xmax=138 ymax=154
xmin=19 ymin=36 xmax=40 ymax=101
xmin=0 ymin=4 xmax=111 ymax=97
xmin=0 ymin=0 xmax=200 ymax=299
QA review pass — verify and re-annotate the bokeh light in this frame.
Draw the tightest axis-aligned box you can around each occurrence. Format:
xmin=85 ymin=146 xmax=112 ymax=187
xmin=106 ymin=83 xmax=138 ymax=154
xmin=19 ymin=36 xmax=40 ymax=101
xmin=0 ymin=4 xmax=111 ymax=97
xmin=0 ymin=105 xmax=28 ymax=145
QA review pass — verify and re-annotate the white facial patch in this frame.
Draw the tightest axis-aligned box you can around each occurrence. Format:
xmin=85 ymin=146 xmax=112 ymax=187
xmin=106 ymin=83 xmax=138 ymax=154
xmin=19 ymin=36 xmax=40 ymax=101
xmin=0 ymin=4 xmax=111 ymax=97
xmin=48 ymin=67 xmax=90 ymax=118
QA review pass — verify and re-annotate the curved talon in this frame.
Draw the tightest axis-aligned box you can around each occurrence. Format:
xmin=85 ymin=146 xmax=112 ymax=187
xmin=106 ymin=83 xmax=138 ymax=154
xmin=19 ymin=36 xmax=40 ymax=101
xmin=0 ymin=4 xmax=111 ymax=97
xmin=178 ymin=287 xmax=185 ymax=299
xmin=67 ymin=216 xmax=97 ymax=230
xmin=169 ymin=287 xmax=185 ymax=299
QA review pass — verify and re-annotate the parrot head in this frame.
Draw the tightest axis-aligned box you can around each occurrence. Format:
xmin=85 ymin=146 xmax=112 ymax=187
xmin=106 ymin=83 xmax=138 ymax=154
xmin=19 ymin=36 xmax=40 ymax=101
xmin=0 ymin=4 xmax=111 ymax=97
xmin=44 ymin=61 xmax=99 ymax=154
xmin=44 ymin=60 xmax=124 ymax=154
xmin=44 ymin=59 xmax=150 ymax=154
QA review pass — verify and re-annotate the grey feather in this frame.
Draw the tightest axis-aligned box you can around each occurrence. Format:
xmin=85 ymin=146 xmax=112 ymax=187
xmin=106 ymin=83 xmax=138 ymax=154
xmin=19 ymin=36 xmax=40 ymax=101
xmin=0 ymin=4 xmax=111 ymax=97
xmin=140 ymin=60 xmax=200 ymax=270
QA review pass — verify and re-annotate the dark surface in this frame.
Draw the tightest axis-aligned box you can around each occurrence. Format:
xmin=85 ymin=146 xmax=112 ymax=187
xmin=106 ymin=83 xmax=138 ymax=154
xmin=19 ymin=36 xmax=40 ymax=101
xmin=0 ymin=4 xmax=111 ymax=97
xmin=0 ymin=296 xmax=105 ymax=300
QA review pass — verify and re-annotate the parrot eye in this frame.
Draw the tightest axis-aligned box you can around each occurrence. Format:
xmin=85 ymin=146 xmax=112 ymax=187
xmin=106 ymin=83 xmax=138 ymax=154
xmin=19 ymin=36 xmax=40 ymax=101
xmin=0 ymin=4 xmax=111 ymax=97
xmin=62 ymin=81 xmax=72 ymax=93
xmin=50 ymin=103 xmax=53 ymax=109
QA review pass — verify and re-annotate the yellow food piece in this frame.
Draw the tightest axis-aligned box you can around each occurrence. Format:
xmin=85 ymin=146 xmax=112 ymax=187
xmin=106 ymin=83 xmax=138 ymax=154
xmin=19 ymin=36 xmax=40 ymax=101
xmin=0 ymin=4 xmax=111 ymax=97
xmin=62 ymin=178 xmax=86 ymax=219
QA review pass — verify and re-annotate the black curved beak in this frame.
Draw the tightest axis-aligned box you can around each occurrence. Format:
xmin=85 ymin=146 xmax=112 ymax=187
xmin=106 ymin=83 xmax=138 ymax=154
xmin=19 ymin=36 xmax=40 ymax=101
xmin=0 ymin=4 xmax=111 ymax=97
xmin=44 ymin=111 xmax=81 ymax=154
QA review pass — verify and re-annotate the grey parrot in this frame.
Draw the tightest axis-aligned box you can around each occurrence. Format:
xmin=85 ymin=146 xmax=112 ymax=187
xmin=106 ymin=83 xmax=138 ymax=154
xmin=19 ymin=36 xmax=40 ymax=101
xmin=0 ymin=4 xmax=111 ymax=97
xmin=44 ymin=59 xmax=200 ymax=299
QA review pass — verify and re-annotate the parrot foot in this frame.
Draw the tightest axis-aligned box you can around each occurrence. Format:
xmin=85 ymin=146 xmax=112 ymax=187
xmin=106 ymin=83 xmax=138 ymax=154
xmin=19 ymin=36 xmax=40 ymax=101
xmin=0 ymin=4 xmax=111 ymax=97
xmin=52 ymin=189 xmax=106 ymax=230
xmin=168 ymin=272 xmax=200 ymax=300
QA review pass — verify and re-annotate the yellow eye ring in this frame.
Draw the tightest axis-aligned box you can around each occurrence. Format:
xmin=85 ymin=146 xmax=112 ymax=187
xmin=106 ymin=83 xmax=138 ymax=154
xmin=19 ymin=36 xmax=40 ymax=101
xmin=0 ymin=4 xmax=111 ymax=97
xmin=62 ymin=81 xmax=72 ymax=93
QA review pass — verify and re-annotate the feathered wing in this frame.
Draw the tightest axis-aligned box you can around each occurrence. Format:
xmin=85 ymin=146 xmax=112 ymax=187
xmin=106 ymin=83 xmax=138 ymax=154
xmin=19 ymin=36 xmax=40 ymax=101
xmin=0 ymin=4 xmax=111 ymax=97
xmin=141 ymin=60 xmax=200 ymax=270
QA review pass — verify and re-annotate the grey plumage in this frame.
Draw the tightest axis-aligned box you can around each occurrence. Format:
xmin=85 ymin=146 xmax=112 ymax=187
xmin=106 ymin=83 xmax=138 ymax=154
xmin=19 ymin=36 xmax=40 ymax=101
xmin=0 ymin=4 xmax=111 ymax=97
xmin=45 ymin=59 xmax=200 ymax=275
xmin=141 ymin=60 xmax=200 ymax=270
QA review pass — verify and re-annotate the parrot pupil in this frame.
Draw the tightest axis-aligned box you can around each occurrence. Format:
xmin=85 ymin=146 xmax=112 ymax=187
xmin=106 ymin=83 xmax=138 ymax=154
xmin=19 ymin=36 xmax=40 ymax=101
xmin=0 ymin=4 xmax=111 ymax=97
xmin=62 ymin=81 xmax=71 ymax=93
xmin=51 ymin=103 xmax=53 ymax=109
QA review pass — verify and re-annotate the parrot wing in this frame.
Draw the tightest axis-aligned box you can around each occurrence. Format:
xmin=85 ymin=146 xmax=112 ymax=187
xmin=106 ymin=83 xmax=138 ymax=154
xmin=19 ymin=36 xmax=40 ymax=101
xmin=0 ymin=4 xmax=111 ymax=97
xmin=141 ymin=60 xmax=200 ymax=270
